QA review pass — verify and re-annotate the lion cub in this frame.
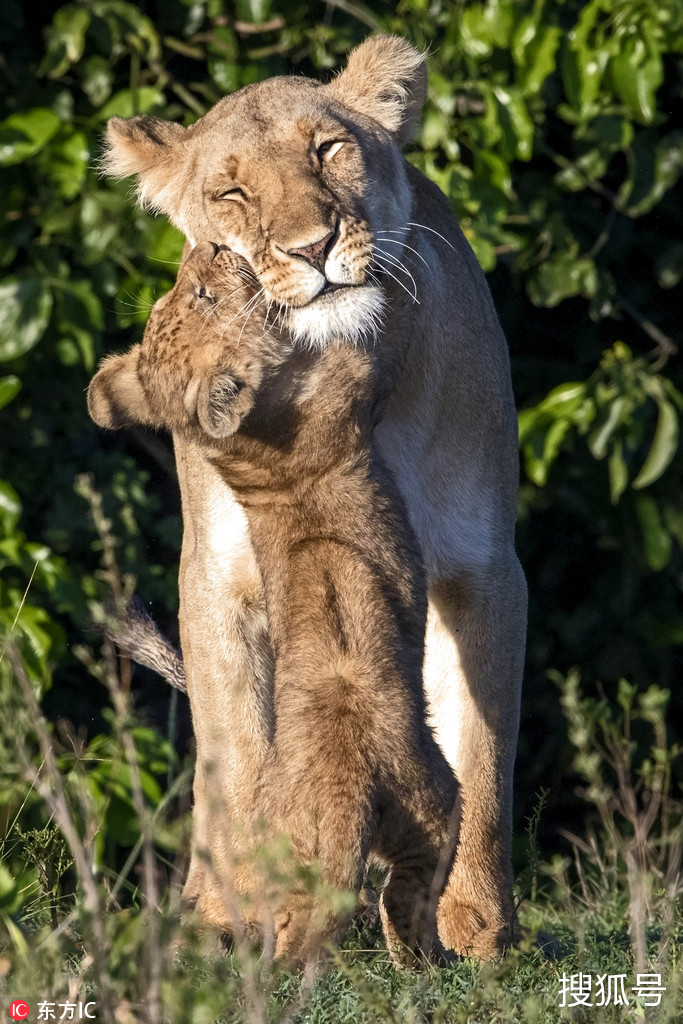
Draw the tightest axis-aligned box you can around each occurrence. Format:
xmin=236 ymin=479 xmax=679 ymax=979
xmin=88 ymin=242 xmax=461 ymax=968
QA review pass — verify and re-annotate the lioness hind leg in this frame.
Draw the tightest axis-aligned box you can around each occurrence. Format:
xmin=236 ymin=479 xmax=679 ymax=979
xmin=425 ymin=560 xmax=527 ymax=959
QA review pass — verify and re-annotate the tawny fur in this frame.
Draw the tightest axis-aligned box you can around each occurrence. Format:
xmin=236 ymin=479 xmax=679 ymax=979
xmin=89 ymin=243 xmax=461 ymax=968
xmin=97 ymin=35 xmax=526 ymax=958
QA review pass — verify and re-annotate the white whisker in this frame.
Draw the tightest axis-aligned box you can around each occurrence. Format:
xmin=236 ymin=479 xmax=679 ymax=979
xmin=146 ymin=256 xmax=182 ymax=267
xmin=214 ymin=287 xmax=264 ymax=341
xmin=373 ymin=245 xmax=419 ymax=300
xmin=236 ymin=289 xmax=265 ymax=346
xmin=375 ymin=234 xmax=430 ymax=271
xmin=372 ymin=253 xmax=419 ymax=305
xmin=407 ymin=221 xmax=458 ymax=255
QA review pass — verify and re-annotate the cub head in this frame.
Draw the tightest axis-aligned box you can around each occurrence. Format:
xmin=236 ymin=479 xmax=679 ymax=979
xmin=88 ymin=243 xmax=271 ymax=440
xmin=102 ymin=36 xmax=426 ymax=348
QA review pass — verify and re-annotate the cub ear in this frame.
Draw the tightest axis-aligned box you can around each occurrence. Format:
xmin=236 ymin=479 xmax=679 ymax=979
xmin=197 ymin=371 xmax=253 ymax=440
xmin=329 ymin=35 xmax=427 ymax=146
xmin=88 ymin=347 xmax=156 ymax=430
xmin=101 ymin=114 xmax=188 ymax=219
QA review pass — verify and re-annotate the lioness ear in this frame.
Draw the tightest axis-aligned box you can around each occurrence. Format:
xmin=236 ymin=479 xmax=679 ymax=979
xmin=102 ymin=115 xmax=188 ymax=219
xmin=88 ymin=347 xmax=156 ymax=430
xmin=329 ymin=35 xmax=427 ymax=146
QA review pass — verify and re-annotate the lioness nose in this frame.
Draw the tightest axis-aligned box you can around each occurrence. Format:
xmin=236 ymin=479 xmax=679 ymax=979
xmin=288 ymin=231 xmax=335 ymax=275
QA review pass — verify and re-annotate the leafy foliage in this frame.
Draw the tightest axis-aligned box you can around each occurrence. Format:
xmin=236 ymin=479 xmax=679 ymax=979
xmin=0 ymin=0 xmax=681 ymax=986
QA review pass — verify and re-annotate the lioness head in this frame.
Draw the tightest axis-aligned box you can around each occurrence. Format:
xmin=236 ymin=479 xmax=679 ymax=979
xmin=102 ymin=36 xmax=426 ymax=347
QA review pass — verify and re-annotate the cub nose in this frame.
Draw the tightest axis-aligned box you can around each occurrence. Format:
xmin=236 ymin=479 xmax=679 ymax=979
xmin=288 ymin=230 xmax=335 ymax=276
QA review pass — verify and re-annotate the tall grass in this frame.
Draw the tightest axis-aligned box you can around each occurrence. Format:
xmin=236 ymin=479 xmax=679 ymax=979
xmin=0 ymin=493 xmax=681 ymax=1021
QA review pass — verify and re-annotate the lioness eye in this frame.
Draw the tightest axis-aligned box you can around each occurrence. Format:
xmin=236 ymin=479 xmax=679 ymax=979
xmin=197 ymin=286 xmax=207 ymax=299
xmin=317 ymin=140 xmax=344 ymax=163
xmin=214 ymin=187 xmax=247 ymax=201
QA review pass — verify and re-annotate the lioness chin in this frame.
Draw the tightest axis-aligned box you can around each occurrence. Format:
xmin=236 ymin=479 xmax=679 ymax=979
xmin=100 ymin=34 xmax=526 ymax=958
xmin=89 ymin=241 xmax=462 ymax=970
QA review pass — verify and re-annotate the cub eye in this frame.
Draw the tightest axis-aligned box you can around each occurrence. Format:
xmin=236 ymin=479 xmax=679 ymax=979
xmin=213 ymin=187 xmax=247 ymax=201
xmin=317 ymin=140 xmax=344 ymax=163
xmin=197 ymin=286 xmax=207 ymax=299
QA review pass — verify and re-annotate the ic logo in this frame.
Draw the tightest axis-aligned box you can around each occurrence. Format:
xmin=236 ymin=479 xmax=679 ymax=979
xmin=8 ymin=1001 xmax=30 ymax=1021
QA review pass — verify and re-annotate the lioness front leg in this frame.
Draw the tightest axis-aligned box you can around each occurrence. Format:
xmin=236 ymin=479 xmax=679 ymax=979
xmin=175 ymin=438 xmax=274 ymax=938
xmin=425 ymin=559 xmax=527 ymax=958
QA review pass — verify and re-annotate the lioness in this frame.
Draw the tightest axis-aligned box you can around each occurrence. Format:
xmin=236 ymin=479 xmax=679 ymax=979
xmin=89 ymin=241 xmax=461 ymax=967
xmin=101 ymin=35 xmax=526 ymax=957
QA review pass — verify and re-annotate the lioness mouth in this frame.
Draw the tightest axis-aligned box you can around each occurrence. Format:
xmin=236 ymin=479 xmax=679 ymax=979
xmin=319 ymin=280 xmax=346 ymax=296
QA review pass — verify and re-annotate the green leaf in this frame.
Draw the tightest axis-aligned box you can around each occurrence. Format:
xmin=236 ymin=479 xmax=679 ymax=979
xmin=520 ymin=416 xmax=572 ymax=486
xmin=0 ymin=276 xmax=53 ymax=361
xmin=13 ymin=604 xmax=55 ymax=663
xmin=145 ymin=219 xmax=186 ymax=266
xmin=42 ymin=4 xmax=91 ymax=79
xmin=467 ymin=232 xmax=496 ymax=272
xmin=81 ymin=55 xmax=114 ymax=107
xmin=632 ymin=397 xmax=678 ymax=489
xmin=582 ymin=115 xmax=634 ymax=150
xmin=57 ymin=278 xmax=105 ymax=333
xmin=90 ymin=0 xmax=161 ymax=61
xmin=562 ymin=3 xmax=609 ymax=111
xmin=527 ymin=251 xmax=597 ymax=307
xmin=461 ymin=2 xmax=513 ymax=56
xmin=588 ymin=396 xmax=627 ymax=459
xmin=513 ymin=20 xmax=561 ymax=96
xmin=0 ymin=479 xmax=22 ymax=534
xmin=96 ymin=87 xmax=165 ymax=121
xmin=660 ymin=378 xmax=683 ymax=413
xmin=421 ymin=109 xmax=449 ymax=151
xmin=0 ymin=375 xmax=21 ymax=411
xmin=608 ymin=443 xmax=629 ymax=504
xmin=537 ymin=382 xmax=587 ymax=417
xmin=474 ymin=150 xmax=511 ymax=195
xmin=656 ymin=242 xmax=683 ymax=289
xmin=0 ymin=108 xmax=61 ymax=166
xmin=628 ymin=132 xmax=683 ymax=215
xmin=555 ymin=148 xmax=608 ymax=192
xmin=492 ymin=86 xmax=534 ymax=161
xmin=47 ymin=129 xmax=90 ymax=199
xmin=235 ymin=0 xmax=272 ymax=23
xmin=635 ymin=495 xmax=673 ymax=571
xmin=637 ymin=684 xmax=670 ymax=723
xmin=610 ymin=33 xmax=663 ymax=125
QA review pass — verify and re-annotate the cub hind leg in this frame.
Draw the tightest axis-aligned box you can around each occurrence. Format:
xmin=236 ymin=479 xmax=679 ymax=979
xmin=253 ymin=688 xmax=376 ymax=971
xmin=374 ymin=760 xmax=461 ymax=966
